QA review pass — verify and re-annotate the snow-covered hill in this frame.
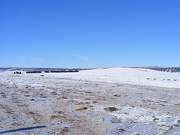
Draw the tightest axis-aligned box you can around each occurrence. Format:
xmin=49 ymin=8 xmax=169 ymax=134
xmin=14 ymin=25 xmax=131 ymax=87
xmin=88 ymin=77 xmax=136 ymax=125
xmin=1 ymin=68 xmax=180 ymax=88
xmin=46 ymin=68 xmax=180 ymax=88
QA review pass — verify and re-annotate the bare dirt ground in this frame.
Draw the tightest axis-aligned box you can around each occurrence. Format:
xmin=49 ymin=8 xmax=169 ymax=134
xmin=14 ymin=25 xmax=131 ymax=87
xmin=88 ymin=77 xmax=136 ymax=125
xmin=0 ymin=73 xmax=180 ymax=135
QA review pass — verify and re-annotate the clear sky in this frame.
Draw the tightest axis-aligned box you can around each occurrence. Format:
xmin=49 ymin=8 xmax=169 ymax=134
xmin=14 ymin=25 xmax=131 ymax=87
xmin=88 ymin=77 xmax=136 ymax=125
xmin=0 ymin=0 xmax=179 ymax=68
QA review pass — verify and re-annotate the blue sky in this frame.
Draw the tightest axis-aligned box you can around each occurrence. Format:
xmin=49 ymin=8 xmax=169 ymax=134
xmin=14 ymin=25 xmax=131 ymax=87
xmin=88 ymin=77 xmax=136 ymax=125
xmin=0 ymin=0 xmax=179 ymax=68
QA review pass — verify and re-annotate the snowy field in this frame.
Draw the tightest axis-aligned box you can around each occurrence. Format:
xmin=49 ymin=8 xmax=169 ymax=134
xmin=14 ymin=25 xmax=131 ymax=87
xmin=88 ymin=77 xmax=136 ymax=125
xmin=5 ymin=67 xmax=179 ymax=88
xmin=54 ymin=68 xmax=180 ymax=88
xmin=0 ymin=68 xmax=180 ymax=135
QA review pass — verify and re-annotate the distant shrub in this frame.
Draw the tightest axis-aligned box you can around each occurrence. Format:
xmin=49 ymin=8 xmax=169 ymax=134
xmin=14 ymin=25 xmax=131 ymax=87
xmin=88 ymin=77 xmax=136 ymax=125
xmin=14 ymin=72 xmax=22 ymax=74
xmin=26 ymin=71 xmax=42 ymax=74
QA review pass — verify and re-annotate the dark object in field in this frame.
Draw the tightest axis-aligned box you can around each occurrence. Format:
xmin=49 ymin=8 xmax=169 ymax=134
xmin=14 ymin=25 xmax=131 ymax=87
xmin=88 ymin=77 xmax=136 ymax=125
xmin=104 ymin=107 xmax=119 ymax=112
xmin=45 ymin=69 xmax=79 ymax=73
xmin=26 ymin=71 xmax=42 ymax=74
xmin=76 ymin=106 xmax=88 ymax=111
xmin=15 ymin=68 xmax=79 ymax=74
xmin=60 ymin=127 xmax=70 ymax=134
xmin=0 ymin=125 xmax=46 ymax=134
xmin=44 ymin=70 xmax=50 ymax=73
xmin=14 ymin=72 xmax=22 ymax=74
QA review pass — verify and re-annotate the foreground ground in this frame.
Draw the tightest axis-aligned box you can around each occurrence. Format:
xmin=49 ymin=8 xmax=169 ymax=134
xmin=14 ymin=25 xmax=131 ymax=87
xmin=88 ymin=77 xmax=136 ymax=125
xmin=0 ymin=69 xmax=180 ymax=135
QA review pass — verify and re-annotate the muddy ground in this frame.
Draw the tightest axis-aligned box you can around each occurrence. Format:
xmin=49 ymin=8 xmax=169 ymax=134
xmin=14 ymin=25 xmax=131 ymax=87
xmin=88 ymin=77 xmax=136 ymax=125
xmin=0 ymin=73 xmax=180 ymax=135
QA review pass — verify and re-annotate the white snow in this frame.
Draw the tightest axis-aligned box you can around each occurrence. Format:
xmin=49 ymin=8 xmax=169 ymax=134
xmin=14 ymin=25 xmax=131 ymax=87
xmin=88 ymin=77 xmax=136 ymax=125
xmin=1 ymin=67 xmax=180 ymax=88
xmin=45 ymin=68 xmax=180 ymax=88
xmin=0 ymin=68 xmax=180 ymax=134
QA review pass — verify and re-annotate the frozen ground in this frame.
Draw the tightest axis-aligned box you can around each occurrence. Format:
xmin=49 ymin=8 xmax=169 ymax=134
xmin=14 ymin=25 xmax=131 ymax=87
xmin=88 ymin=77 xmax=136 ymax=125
xmin=42 ymin=68 xmax=180 ymax=88
xmin=0 ymin=68 xmax=180 ymax=135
